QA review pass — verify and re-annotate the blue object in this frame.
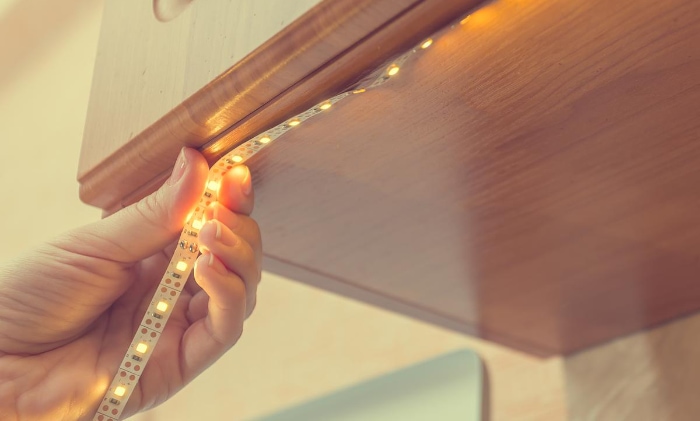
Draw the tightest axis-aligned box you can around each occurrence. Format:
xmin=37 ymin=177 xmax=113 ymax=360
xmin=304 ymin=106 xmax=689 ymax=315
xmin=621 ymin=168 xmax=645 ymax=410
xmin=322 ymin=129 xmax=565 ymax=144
xmin=254 ymin=349 xmax=486 ymax=421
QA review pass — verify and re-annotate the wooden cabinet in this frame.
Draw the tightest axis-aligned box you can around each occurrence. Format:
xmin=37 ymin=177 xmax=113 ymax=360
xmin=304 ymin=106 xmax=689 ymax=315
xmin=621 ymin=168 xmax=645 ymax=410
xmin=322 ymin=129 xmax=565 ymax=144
xmin=79 ymin=0 xmax=321 ymax=202
xmin=80 ymin=0 xmax=700 ymax=356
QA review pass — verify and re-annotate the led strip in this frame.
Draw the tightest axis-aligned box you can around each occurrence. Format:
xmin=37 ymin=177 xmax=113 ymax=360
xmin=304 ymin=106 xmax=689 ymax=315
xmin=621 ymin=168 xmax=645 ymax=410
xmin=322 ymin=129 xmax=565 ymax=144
xmin=93 ymin=11 xmax=472 ymax=419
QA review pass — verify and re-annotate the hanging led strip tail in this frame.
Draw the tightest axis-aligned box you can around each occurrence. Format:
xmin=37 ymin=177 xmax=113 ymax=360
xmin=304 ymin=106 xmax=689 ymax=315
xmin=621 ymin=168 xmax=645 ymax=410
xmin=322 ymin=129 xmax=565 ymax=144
xmin=93 ymin=14 xmax=461 ymax=419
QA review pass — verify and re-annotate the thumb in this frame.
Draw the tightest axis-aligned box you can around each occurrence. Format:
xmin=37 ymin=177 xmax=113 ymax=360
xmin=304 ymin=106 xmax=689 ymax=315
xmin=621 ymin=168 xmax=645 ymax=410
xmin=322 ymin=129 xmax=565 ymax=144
xmin=217 ymin=165 xmax=255 ymax=216
xmin=74 ymin=148 xmax=209 ymax=264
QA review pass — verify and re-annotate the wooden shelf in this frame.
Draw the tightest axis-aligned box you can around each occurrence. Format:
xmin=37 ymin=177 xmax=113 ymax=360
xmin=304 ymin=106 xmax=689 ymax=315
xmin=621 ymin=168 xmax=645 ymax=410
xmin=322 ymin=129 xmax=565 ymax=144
xmin=80 ymin=0 xmax=700 ymax=355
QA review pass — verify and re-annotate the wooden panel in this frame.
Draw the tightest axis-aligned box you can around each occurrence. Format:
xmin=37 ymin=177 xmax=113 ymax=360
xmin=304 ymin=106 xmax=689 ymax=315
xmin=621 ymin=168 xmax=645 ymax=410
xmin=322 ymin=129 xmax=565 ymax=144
xmin=244 ymin=0 xmax=700 ymax=355
xmin=79 ymin=0 xmax=487 ymax=209
xmin=114 ymin=0 xmax=484 ymax=212
xmin=79 ymin=0 xmax=321 ymax=203
xmin=81 ymin=0 xmax=700 ymax=355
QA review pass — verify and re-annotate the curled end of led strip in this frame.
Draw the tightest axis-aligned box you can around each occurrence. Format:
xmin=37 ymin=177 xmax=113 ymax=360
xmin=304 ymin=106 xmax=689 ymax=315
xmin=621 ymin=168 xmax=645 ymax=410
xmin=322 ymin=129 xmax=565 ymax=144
xmin=93 ymin=14 xmax=464 ymax=420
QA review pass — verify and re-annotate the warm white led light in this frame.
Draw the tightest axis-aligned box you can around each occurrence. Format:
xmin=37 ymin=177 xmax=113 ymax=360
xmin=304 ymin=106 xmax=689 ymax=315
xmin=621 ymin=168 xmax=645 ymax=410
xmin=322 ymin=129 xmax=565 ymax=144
xmin=191 ymin=219 xmax=204 ymax=230
xmin=156 ymin=301 xmax=168 ymax=312
xmin=259 ymin=136 xmax=271 ymax=144
xmin=421 ymin=39 xmax=433 ymax=49
xmin=319 ymin=102 xmax=332 ymax=110
xmin=232 ymin=155 xmax=243 ymax=163
xmin=288 ymin=119 xmax=301 ymax=127
xmin=207 ymin=180 xmax=219 ymax=191
xmin=135 ymin=343 xmax=148 ymax=354
xmin=114 ymin=386 xmax=126 ymax=397
xmin=353 ymin=88 xmax=366 ymax=94
xmin=387 ymin=65 xmax=400 ymax=76
xmin=176 ymin=261 xmax=188 ymax=271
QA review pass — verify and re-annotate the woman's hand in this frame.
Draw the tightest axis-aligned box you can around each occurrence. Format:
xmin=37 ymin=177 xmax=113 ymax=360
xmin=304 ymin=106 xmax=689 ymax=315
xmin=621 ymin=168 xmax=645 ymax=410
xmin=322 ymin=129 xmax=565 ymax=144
xmin=0 ymin=148 xmax=262 ymax=420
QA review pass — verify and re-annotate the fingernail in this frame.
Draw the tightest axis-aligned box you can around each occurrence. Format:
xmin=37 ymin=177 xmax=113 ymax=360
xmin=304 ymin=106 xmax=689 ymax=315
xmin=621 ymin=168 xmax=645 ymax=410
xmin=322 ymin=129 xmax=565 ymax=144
xmin=206 ymin=252 xmax=229 ymax=275
xmin=203 ymin=220 xmax=222 ymax=241
xmin=168 ymin=148 xmax=187 ymax=185
xmin=214 ymin=220 xmax=222 ymax=240
xmin=233 ymin=166 xmax=252 ymax=196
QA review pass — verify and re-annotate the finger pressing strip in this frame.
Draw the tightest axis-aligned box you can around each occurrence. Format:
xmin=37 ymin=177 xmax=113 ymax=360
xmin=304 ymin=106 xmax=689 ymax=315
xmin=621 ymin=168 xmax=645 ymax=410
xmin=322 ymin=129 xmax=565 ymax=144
xmin=92 ymin=11 xmax=470 ymax=419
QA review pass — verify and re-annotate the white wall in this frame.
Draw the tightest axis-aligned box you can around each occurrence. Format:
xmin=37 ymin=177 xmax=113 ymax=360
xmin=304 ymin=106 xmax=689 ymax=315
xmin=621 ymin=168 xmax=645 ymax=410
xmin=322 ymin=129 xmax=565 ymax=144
xmin=0 ymin=0 xmax=103 ymax=251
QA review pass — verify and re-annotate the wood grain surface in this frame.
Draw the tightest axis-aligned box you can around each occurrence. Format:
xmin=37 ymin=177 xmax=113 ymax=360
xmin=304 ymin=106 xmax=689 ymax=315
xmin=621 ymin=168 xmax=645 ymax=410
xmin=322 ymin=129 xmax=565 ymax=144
xmin=81 ymin=0 xmax=700 ymax=355
xmin=245 ymin=0 xmax=700 ymax=355
xmin=79 ymin=0 xmax=483 ymax=209
xmin=78 ymin=0 xmax=321 ymax=205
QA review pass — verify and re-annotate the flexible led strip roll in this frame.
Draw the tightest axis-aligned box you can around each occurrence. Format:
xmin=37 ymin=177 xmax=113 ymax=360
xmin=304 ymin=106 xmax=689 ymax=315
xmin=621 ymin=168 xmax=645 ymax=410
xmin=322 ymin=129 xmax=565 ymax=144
xmin=92 ymin=11 xmax=471 ymax=418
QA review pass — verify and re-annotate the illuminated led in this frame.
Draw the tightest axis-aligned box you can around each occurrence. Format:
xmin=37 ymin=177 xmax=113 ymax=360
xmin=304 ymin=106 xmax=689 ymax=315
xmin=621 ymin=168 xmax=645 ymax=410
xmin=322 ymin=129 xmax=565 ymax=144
xmin=232 ymin=155 xmax=243 ymax=163
xmin=319 ymin=102 xmax=332 ymax=110
xmin=176 ymin=261 xmax=188 ymax=271
xmin=387 ymin=65 xmax=400 ymax=76
xmin=185 ymin=211 xmax=194 ymax=222
xmin=191 ymin=219 xmax=204 ymax=230
xmin=207 ymin=180 xmax=219 ymax=191
xmin=259 ymin=136 xmax=271 ymax=144
xmin=288 ymin=119 xmax=301 ymax=127
xmin=420 ymin=38 xmax=433 ymax=49
xmin=460 ymin=15 xmax=470 ymax=25
xmin=156 ymin=301 xmax=168 ymax=312
xmin=135 ymin=343 xmax=148 ymax=354
xmin=114 ymin=386 xmax=126 ymax=397
xmin=353 ymin=88 xmax=366 ymax=94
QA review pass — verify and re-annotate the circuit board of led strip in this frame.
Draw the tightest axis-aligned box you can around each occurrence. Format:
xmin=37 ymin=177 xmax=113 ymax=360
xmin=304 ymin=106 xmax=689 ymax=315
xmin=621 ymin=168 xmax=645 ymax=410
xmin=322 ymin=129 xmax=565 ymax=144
xmin=93 ymin=10 xmax=473 ymax=421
